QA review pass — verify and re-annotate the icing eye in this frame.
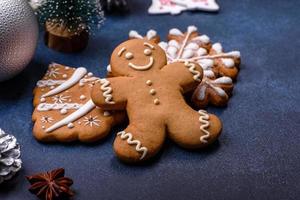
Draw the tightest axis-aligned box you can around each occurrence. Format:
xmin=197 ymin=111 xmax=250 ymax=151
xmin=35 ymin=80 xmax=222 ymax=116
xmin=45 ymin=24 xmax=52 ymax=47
xmin=125 ymin=52 xmax=134 ymax=60
xmin=144 ymin=49 xmax=152 ymax=56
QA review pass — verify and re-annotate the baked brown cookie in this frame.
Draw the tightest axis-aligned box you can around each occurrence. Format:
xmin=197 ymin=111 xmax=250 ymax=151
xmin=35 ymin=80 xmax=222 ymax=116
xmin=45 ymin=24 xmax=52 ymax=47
xmin=192 ymin=76 xmax=234 ymax=108
xmin=159 ymin=26 xmax=241 ymax=80
xmin=32 ymin=63 xmax=124 ymax=142
xmin=91 ymin=39 xmax=222 ymax=163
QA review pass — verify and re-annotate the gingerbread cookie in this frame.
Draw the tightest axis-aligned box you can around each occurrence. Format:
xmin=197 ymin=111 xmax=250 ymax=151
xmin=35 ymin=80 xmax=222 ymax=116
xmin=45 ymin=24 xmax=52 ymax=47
xmin=192 ymin=76 xmax=234 ymax=108
xmin=158 ymin=26 xmax=241 ymax=80
xmin=32 ymin=63 xmax=124 ymax=142
xmin=91 ymin=39 xmax=222 ymax=163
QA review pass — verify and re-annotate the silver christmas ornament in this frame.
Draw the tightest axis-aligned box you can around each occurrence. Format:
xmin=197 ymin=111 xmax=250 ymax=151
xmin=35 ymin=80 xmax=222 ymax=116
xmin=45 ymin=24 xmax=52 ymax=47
xmin=0 ymin=129 xmax=22 ymax=184
xmin=0 ymin=0 xmax=38 ymax=82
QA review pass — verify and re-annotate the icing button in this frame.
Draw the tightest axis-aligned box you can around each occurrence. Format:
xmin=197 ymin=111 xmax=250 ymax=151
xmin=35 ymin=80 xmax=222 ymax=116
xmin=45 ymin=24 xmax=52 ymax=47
xmin=60 ymin=108 xmax=67 ymax=115
xmin=149 ymin=89 xmax=156 ymax=95
xmin=42 ymin=126 xmax=45 ymax=129
xmin=154 ymin=99 xmax=160 ymax=105
xmin=80 ymin=95 xmax=86 ymax=100
xmin=146 ymin=80 xmax=152 ymax=86
xmin=67 ymin=123 xmax=74 ymax=129
xmin=63 ymin=74 xmax=68 ymax=78
xmin=88 ymin=72 xmax=93 ymax=77
xmin=79 ymin=82 xmax=84 ymax=87
xmin=103 ymin=111 xmax=111 ymax=117
xmin=40 ymin=97 xmax=46 ymax=102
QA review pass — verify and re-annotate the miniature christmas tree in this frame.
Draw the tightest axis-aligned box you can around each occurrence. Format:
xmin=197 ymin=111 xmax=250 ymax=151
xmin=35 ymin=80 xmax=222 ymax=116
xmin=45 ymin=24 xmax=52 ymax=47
xmin=34 ymin=0 xmax=105 ymax=52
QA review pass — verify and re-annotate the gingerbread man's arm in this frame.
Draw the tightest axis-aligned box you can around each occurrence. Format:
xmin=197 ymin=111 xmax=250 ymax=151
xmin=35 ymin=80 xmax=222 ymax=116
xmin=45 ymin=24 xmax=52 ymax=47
xmin=91 ymin=77 xmax=131 ymax=110
xmin=161 ymin=62 xmax=203 ymax=93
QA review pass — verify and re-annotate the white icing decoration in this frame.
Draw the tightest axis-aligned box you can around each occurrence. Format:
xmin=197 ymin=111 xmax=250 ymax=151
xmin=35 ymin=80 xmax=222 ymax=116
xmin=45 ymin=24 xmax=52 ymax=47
xmin=99 ymin=79 xmax=115 ymax=104
xmin=46 ymin=68 xmax=60 ymax=78
xmin=117 ymin=131 xmax=148 ymax=160
xmin=197 ymin=48 xmax=207 ymax=56
xmin=144 ymin=42 xmax=155 ymax=49
xmin=41 ymin=116 xmax=53 ymax=123
xmin=146 ymin=80 xmax=152 ymax=86
xmin=148 ymin=0 xmax=186 ymax=15
xmin=154 ymin=98 xmax=160 ymax=105
xmin=185 ymin=42 xmax=199 ymax=50
xmin=168 ymin=40 xmax=180 ymax=49
xmin=212 ymin=43 xmax=223 ymax=53
xmin=203 ymin=70 xmax=215 ymax=78
xmin=128 ymin=57 xmax=154 ymax=71
xmin=36 ymin=79 xmax=65 ymax=88
xmin=107 ymin=65 xmax=111 ymax=72
xmin=129 ymin=30 xmax=143 ymax=39
xmin=198 ymin=59 xmax=214 ymax=69
xmin=185 ymin=62 xmax=201 ymax=82
xmin=42 ymin=67 xmax=87 ymax=98
xmin=221 ymin=58 xmax=235 ymax=68
xmin=103 ymin=111 xmax=111 ymax=117
xmin=169 ymin=28 xmax=184 ymax=36
xmin=118 ymin=47 xmax=126 ymax=57
xmin=146 ymin=30 xmax=157 ymax=40
xmin=37 ymin=103 xmax=82 ymax=111
xmin=50 ymin=86 xmax=55 ymax=89
xmin=52 ymin=95 xmax=70 ymax=104
xmin=67 ymin=123 xmax=74 ymax=129
xmin=45 ymin=100 xmax=95 ymax=133
xmin=80 ymin=95 xmax=86 ymax=100
xmin=62 ymin=74 xmax=68 ymax=78
xmin=40 ymin=97 xmax=46 ymax=102
xmin=192 ymin=35 xmax=210 ymax=44
xmin=198 ymin=85 xmax=207 ymax=100
xmin=212 ymin=76 xmax=232 ymax=84
xmin=83 ymin=115 xmax=100 ymax=127
xmin=182 ymin=49 xmax=194 ymax=59
xmin=198 ymin=110 xmax=210 ymax=143
xmin=149 ymin=89 xmax=156 ymax=95
xmin=125 ymin=52 xmax=134 ymax=60
xmin=144 ymin=49 xmax=152 ymax=56
xmin=88 ymin=72 xmax=93 ymax=77
xmin=60 ymin=108 xmax=68 ymax=115
xmin=158 ymin=42 xmax=168 ymax=50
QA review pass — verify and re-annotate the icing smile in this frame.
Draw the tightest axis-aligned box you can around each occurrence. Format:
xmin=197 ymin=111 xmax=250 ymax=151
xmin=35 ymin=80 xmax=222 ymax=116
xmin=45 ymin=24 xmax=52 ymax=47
xmin=128 ymin=57 xmax=154 ymax=71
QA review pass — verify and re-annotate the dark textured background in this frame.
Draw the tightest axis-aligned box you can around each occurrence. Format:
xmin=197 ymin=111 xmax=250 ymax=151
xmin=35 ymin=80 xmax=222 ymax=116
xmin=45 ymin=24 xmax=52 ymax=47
xmin=0 ymin=0 xmax=300 ymax=199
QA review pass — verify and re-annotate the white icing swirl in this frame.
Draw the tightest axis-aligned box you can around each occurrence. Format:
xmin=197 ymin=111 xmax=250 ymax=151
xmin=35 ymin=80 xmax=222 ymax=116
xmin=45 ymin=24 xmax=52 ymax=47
xmin=198 ymin=110 xmax=210 ymax=143
xmin=99 ymin=79 xmax=115 ymax=104
xmin=117 ymin=131 xmax=148 ymax=160
xmin=185 ymin=62 xmax=201 ymax=82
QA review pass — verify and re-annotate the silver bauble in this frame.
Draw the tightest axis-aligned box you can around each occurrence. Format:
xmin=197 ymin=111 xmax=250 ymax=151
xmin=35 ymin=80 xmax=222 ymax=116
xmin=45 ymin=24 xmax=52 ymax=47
xmin=0 ymin=0 xmax=38 ymax=82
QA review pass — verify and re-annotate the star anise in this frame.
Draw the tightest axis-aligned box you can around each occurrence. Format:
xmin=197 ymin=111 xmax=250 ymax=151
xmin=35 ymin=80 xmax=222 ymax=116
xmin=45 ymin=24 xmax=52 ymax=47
xmin=26 ymin=168 xmax=74 ymax=200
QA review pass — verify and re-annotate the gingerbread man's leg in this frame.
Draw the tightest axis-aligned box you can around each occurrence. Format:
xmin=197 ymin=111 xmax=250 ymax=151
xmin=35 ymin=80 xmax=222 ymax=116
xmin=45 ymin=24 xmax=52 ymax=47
xmin=113 ymin=119 xmax=166 ymax=163
xmin=166 ymin=105 xmax=222 ymax=149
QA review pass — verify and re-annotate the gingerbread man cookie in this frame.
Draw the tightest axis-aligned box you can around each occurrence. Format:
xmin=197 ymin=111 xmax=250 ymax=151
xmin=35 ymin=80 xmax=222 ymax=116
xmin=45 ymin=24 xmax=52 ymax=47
xmin=32 ymin=63 xmax=124 ymax=142
xmin=91 ymin=39 xmax=222 ymax=163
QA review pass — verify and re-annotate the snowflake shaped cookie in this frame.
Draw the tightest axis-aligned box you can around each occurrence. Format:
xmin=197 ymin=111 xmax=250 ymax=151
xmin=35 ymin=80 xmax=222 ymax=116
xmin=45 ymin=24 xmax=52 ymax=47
xmin=148 ymin=0 xmax=219 ymax=15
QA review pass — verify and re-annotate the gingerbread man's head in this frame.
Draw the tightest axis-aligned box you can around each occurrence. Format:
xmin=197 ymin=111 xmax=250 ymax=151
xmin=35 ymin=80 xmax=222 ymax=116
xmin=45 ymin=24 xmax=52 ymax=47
xmin=110 ymin=39 xmax=167 ymax=76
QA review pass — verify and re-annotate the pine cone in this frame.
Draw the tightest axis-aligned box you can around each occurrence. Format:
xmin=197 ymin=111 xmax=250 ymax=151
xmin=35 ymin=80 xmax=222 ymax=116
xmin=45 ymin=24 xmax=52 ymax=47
xmin=0 ymin=129 xmax=22 ymax=184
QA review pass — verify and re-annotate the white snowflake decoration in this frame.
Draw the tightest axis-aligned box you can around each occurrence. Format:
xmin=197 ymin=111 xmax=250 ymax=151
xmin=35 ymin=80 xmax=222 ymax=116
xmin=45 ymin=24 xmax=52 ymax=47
xmin=46 ymin=67 xmax=61 ymax=78
xmin=41 ymin=116 xmax=54 ymax=123
xmin=83 ymin=115 xmax=101 ymax=127
xmin=52 ymin=94 xmax=70 ymax=104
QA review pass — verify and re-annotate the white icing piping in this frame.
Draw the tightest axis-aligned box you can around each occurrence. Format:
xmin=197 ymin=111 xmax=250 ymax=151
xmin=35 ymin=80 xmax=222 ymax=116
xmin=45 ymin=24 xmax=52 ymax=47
xmin=37 ymin=103 xmax=82 ymax=111
xmin=98 ymin=79 xmax=115 ymax=104
xmin=117 ymin=131 xmax=148 ymax=160
xmin=37 ymin=80 xmax=66 ymax=88
xmin=45 ymin=100 xmax=95 ymax=133
xmin=42 ymin=67 xmax=87 ymax=98
xmin=175 ymin=26 xmax=197 ymax=60
xmin=184 ymin=61 xmax=201 ymax=82
xmin=180 ymin=51 xmax=240 ymax=62
xmin=128 ymin=57 xmax=154 ymax=71
xmin=198 ymin=110 xmax=210 ymax=143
